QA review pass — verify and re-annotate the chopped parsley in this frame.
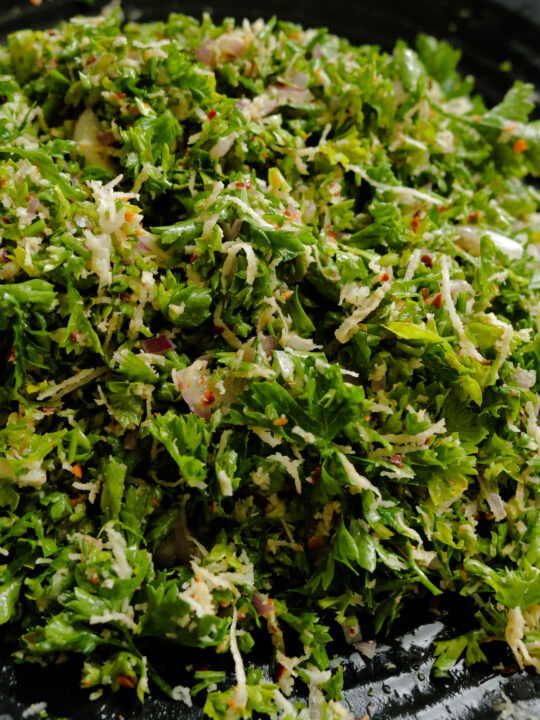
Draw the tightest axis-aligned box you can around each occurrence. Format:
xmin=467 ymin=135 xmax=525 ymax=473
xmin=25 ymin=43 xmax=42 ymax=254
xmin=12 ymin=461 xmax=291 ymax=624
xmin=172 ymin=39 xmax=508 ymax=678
xmin=0 ymin=6 xmax=539 ymax=718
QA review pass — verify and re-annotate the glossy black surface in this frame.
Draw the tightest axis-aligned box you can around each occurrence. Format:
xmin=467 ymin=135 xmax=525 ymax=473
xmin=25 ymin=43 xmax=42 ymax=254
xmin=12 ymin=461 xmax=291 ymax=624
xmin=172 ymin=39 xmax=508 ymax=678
xmin=1 ymin=1 xmax=540 ymax=718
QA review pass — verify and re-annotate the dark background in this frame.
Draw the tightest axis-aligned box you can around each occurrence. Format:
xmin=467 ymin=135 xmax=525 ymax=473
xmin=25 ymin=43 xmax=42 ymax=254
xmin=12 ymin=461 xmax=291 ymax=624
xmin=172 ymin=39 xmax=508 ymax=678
xmin=1 ymin=1 xmax=540 ymax=718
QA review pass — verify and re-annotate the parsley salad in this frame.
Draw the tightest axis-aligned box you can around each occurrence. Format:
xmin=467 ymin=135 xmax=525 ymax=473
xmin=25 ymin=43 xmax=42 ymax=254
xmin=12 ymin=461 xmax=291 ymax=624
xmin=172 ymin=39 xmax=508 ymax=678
xmin=0 ymin=6 xmax=539 ymax=719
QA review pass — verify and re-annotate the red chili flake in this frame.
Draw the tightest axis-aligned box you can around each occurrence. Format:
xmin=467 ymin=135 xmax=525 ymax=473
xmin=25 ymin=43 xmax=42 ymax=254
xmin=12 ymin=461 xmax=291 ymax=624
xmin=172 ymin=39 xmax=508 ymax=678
xmin=364 ymin=415 xmax=371 ymax=422
xmin=190 ymin=254 xmax=198 ymax=263
xmin=207 ymin=109 xmax=217 ymax=120
xmin=513 ymin=138 xmax=528 ymax=154
xmin=116 ymin=674 xmax=137 ymax=689
xmin=214 ymin=325 xmax=225 ymax=334
xmin=202 ymin=391 xmax=215 ymax=405
xmin=71 ymin=463 xmax=83 ymax=479
xmin=7 ymin=345 xmax=16 ymax=363
xmin=312 ymin=466 xmax=322 ymax=485
xmin=272 ymin=416 xmax=288 ymax=426
xmin=380 ymin=272 xmax=390 ymax=282
xmin=424 ymin=437 xmax=431 ymax=445
xmin=2 ymin=216 xmax=9 ymax=223
xmin=115 ymin=92 xmax=127 ymax=99
xmin=390 ymin=454 xmax=403 ymax=469
xmin=0 ymin=248 xmax=8 ymax=262
xmin=235 ymin=181 xmax=245 ymax=188
xmin=410 ymin=215 xmax=421 ymax=233
xmin=468 ymin=211 xmax=480 ymax=223
xmin=275 ymin=664 xmax=285 ymax=682
xmin=210 ymin=502 xmax=217 ymax=514
xmin=420 ymin=254 xmax=433 ymax=268
xmin=71 ymin=331 xmax=82 ymax=343
xmin=152 ymin=497 xmax=160 ymax=507
xmin=0 ymin=179 xmax=7 ymax=188
xmin=430 ymin=292 xmax=442 ymax=309
xmin=422 ymin=287 xmax=429 ymax=301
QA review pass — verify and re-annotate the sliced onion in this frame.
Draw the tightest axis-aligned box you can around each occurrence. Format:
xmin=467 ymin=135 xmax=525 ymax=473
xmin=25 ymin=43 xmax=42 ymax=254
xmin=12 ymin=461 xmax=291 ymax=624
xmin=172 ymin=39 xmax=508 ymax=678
xmin=195 ymin=32 xmax=249 ymax=66
xmin=267 ymin=85 xmax=314 ymax=105
xmin=486 ymin=491 xmax=507 ymax=522
xmin=173 ymin=361 xmax=213 ymax=420
xmin=194 ymin=38 xmax=212 ymax=64
xmin=141 ymin=334 xmax=175 ymax=354
xmin=457 ymin=225 xmax=523 ymax=259
xmin=512 ymin=367 xmax=536 ymax=389
xmin=284 ymin=69 xmax=310 ymax=90
xmin=210 ymin=133 xmax=236 ymax=159
xmin=219 ymin=34 xmax=246 ymax=58
xmin=354 ymin=640 xmax=377 ymax=659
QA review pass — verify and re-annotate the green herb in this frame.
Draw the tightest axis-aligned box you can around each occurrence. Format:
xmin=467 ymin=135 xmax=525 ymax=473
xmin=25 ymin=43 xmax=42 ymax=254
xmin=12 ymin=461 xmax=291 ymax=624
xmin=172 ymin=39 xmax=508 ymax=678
xmin=0 ymin=6 xmax=539 ymax=718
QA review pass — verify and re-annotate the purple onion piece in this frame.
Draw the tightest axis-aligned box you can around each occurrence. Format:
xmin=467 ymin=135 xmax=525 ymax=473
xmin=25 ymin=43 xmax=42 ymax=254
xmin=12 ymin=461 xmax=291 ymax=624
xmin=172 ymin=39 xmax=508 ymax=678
xmin=141 ymin=334 xmax=175 ymax=354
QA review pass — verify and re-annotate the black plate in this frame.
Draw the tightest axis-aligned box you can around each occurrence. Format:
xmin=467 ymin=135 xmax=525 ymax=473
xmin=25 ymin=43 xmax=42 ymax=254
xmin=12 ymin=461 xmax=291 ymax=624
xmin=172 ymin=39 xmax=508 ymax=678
xmin=1 ymin=1 xmax=540 ymax=718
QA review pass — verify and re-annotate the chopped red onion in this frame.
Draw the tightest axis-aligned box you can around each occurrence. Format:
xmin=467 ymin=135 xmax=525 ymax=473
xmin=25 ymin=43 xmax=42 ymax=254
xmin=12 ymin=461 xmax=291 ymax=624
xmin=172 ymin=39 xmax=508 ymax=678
xmin=253 ymin=592 xmax=274 ymax=616
xmin=195 ymin=39 xmax=213 ymax=64
xmin=96 ymin=130 xmax=116 ymax=146
xmin=141 ymin=334 xmax=175 ymax=354
xmin=260 ymin=335 xmax=277 ymax=357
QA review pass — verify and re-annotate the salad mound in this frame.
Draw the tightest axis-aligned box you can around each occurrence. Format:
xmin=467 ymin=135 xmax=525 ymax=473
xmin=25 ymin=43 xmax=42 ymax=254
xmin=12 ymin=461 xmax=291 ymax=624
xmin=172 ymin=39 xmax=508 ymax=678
xmin=0 ymin=7 xmax=539 ymax=718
